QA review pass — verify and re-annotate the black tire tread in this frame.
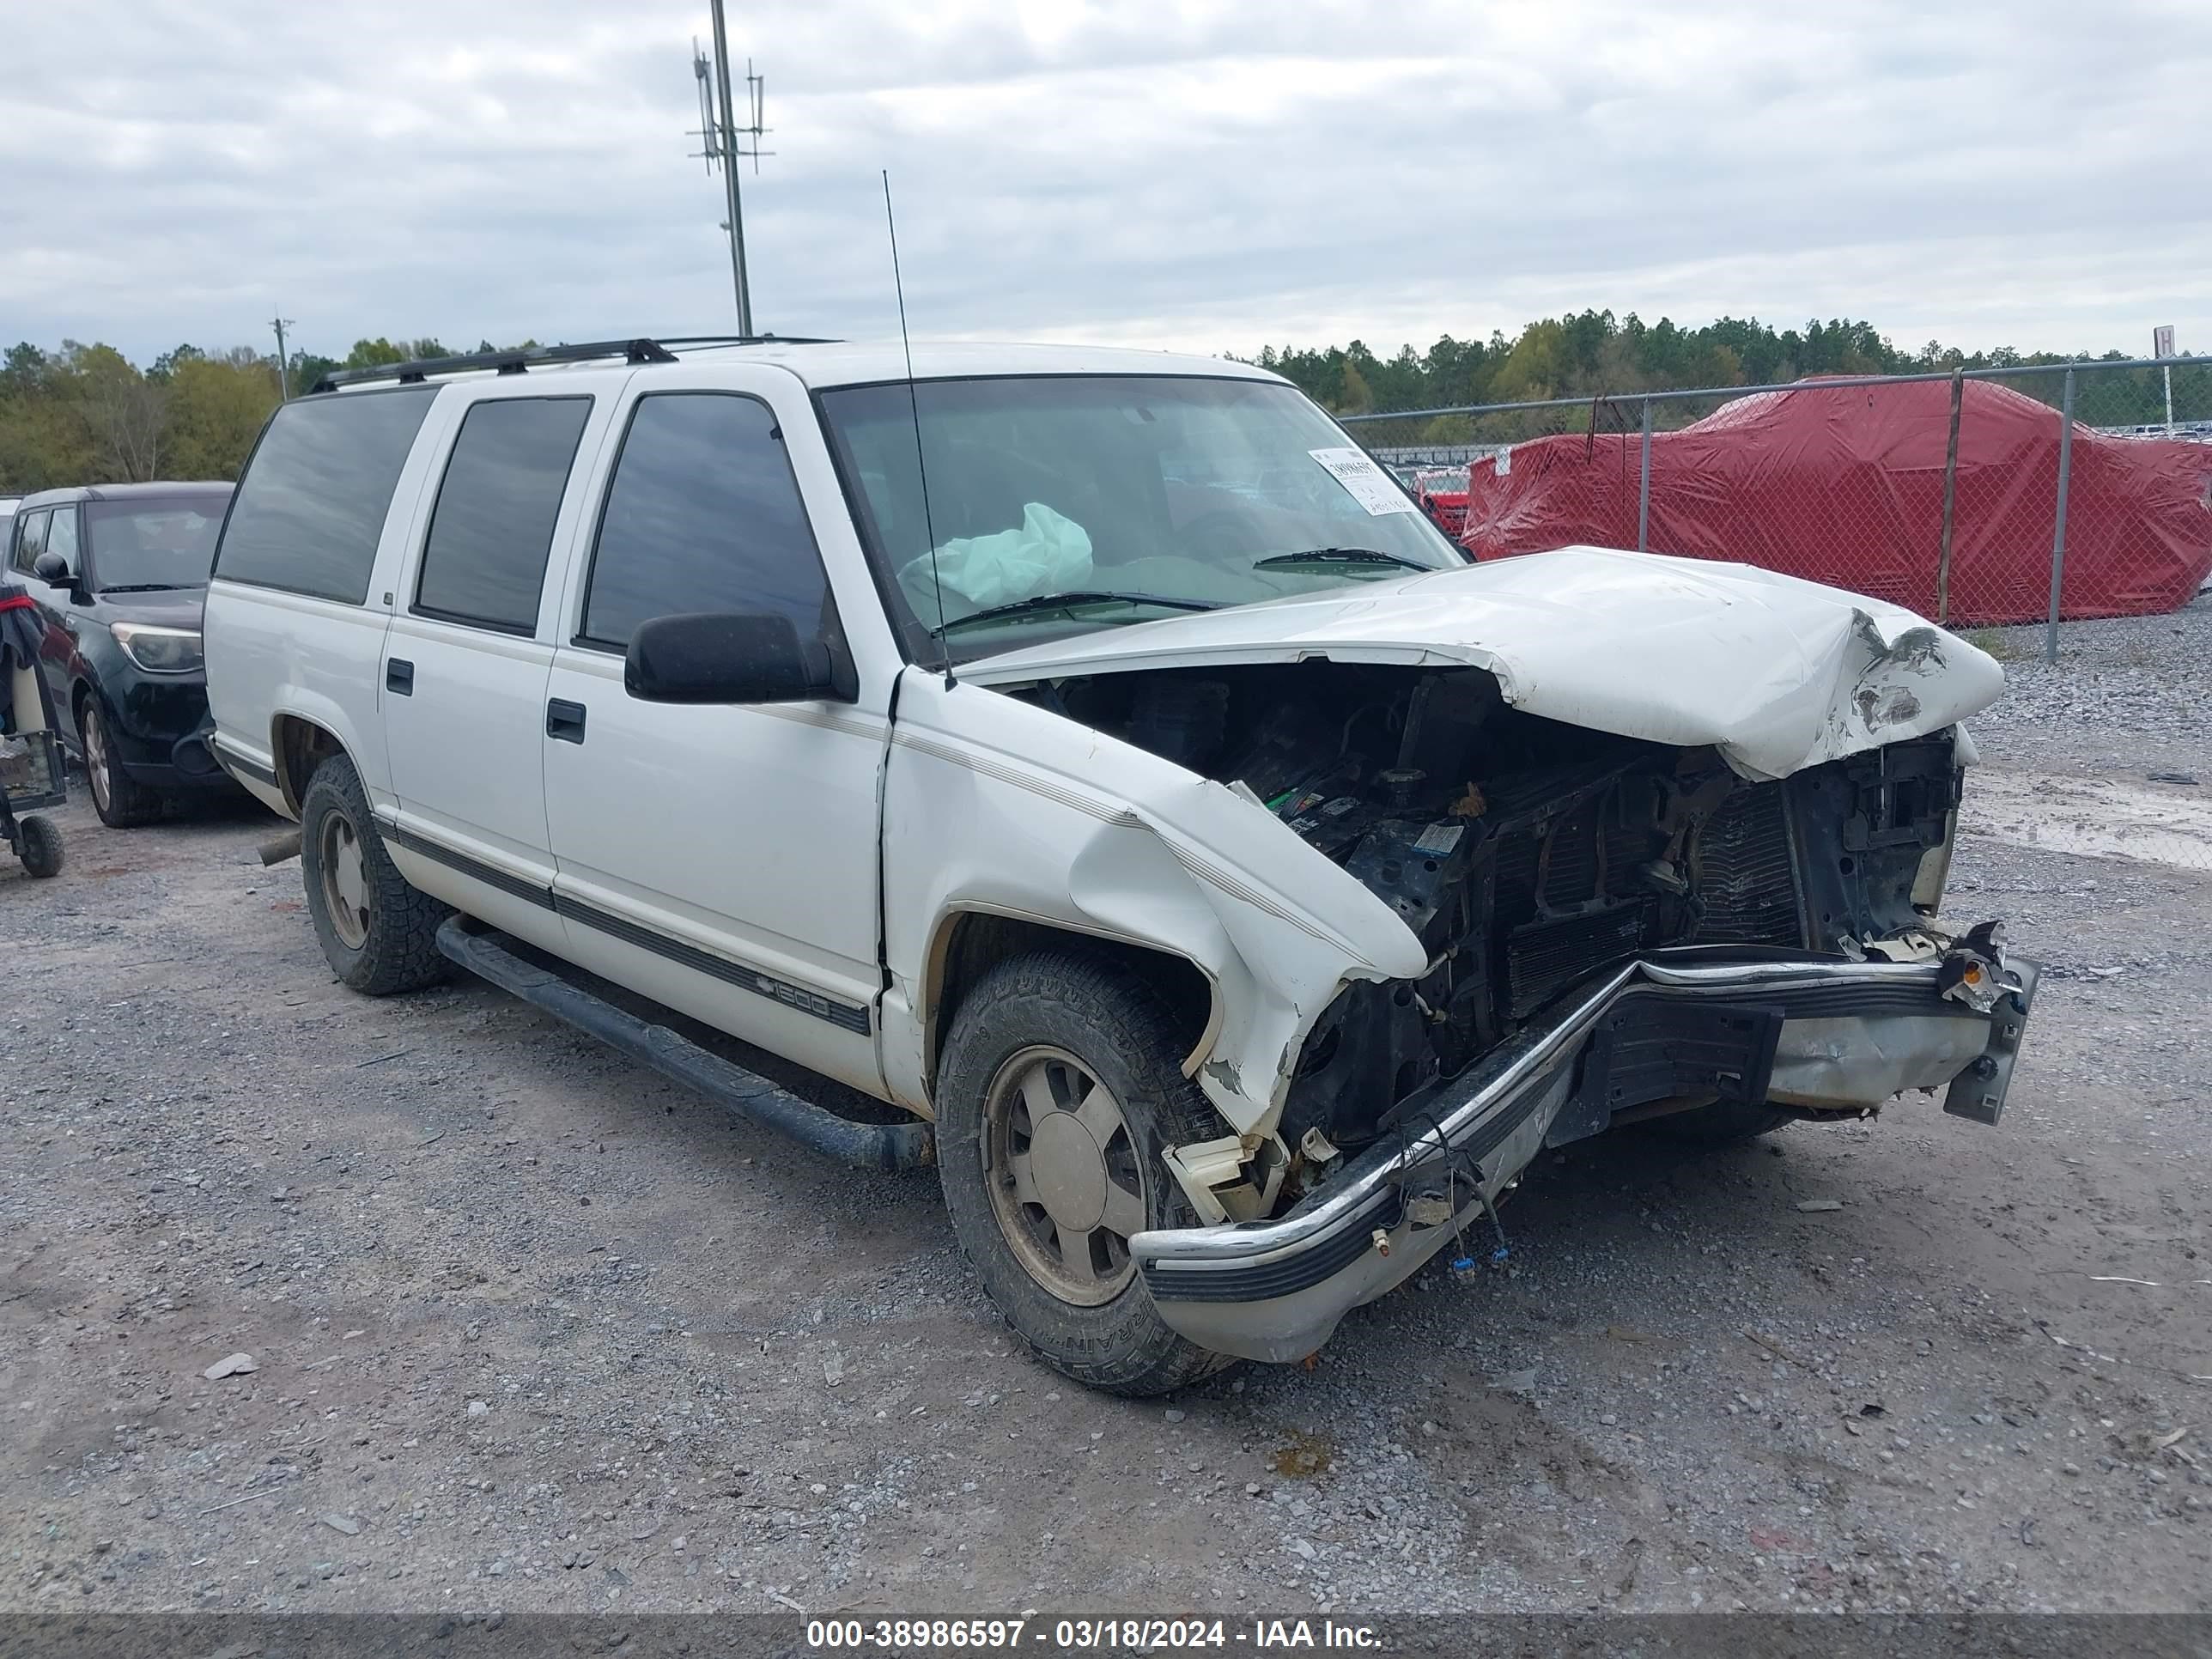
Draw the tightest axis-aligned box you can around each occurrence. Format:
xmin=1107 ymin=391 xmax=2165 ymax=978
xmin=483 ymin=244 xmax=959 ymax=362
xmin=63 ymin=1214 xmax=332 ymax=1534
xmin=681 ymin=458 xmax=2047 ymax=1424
xmin=299 ymin=754 xmax=451 ymax=996
xmin=16 ymin=814 xmax=64 ymax=878
xmin=937 ymin=949 xmax=1239 ymax=1397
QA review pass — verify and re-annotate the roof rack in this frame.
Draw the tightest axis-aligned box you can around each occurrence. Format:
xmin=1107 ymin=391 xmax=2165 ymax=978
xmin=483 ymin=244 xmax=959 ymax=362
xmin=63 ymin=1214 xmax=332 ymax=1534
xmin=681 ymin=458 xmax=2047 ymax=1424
xmin=650 ymin=335 xmax=841 ymax=350
xmin=307 ymin=334 xmax=842 ymax=394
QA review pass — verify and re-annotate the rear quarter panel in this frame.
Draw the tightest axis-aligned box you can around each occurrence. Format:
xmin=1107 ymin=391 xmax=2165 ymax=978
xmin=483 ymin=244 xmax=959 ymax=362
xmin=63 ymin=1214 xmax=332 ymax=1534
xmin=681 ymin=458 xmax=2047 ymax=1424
xmin=204 ymin=584 xmax=398 ymax=813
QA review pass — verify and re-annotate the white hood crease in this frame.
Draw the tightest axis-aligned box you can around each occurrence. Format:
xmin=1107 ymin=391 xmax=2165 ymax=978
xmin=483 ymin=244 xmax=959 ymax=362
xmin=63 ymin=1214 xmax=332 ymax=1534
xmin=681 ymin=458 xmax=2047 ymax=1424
xmin=963 ymin=546 xmax=2008 ymax=783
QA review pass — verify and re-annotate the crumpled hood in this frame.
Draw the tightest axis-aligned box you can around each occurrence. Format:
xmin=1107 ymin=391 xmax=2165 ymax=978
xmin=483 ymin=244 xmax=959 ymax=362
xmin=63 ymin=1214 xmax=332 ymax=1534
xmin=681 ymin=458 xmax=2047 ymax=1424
xmin=962 ymin=546 xmax=2008 ymax=781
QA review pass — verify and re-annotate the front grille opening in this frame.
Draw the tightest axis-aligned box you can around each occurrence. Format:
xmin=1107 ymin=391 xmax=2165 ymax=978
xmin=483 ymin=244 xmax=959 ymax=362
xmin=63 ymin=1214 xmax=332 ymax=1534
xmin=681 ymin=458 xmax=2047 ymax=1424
xmin=1692 ymin=784 xmax=1802 ymax=945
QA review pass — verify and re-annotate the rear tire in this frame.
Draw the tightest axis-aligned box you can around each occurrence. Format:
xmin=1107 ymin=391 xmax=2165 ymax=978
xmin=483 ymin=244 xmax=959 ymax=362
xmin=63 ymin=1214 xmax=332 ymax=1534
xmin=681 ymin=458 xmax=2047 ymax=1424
xmin=299 ymin=753 xmax=451 ymax=995
xmin=80 ymin=695 xmax=164 ymax=828
xmin=16 ymin=814 xmax=64 ymax=878
xmin=1648 ymin=1096 xmax=1795 ymax=1148
xmin=937 ymin=950 xmax=1238 ymax=1396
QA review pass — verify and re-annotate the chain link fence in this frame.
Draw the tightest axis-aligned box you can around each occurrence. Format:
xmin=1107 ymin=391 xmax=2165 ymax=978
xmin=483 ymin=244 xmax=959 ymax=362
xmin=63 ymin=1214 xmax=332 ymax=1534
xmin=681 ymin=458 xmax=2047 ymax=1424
xmin=1342 ymin=357 xmax=2212 ymax=663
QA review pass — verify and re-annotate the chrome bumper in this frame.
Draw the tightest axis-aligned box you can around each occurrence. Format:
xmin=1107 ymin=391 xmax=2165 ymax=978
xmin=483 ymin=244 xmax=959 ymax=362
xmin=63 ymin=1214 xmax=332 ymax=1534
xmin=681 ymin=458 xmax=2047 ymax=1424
xmin=1131 ymin=947 xmax=2039 ymax=1364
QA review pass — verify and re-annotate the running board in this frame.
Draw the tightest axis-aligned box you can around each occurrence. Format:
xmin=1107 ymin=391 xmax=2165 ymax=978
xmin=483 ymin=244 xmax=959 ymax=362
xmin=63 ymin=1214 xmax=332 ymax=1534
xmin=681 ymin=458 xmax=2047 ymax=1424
xmin=435 ymin=918 xmax=933 ymax=1172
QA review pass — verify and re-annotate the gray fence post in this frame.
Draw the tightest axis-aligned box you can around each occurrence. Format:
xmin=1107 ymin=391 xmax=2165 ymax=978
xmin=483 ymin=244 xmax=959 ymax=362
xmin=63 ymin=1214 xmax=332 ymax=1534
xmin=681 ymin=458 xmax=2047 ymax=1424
xmin=2044 ymin=368 xmax=2076 ymax=665
xmin=1936 ymin=368 xmax=1962 ymax=625
xmin=1637 ymin=397 xmax=1654 ymax=553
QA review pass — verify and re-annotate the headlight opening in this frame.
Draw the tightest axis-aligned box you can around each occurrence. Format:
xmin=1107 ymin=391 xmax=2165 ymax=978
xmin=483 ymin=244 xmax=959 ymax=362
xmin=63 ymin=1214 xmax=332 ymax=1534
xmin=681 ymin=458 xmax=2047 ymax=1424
xmin=111 ymin=623 xmax=204 ymax=674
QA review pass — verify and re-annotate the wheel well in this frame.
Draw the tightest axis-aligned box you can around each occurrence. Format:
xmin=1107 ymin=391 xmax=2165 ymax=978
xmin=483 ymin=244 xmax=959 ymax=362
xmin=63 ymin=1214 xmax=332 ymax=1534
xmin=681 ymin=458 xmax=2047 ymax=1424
xmin=70 ymin=679 xmax=106 ymax=750
xmin=270 ymin=714 xmax=347 ymax=817
xmin=927 ymin=912 xmax=1218 ymax=1091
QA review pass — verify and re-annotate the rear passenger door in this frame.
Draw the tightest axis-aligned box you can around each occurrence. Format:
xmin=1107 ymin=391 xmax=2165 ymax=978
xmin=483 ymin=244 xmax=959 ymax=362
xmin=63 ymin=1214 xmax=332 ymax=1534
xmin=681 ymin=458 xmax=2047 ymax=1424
xmin=10 ymin=508 xmax=82 ymax=730
xmin=540 ymin=372 xmax=889 ymax=1096
xmin=380 ymin=392 xmax=605 ymax=912
xmin=33 ymin=508 xmax=82 ymax=731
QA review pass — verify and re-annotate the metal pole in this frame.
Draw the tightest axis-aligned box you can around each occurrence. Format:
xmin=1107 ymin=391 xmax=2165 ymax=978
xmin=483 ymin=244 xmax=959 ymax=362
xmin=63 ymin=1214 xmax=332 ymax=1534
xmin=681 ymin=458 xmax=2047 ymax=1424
xmin=270 ymin=314 xmax=293 ymax=402
xmin=2043 ymin=368 xmax=2075 ymax=665
xmin=2165 ymin=363 xmax=2175 ymax=435
xmin=1936 ymin=368 xmax=1961 ymax=624
xmin=1636 ymin=397 xmax=1653 ymax=553
xmin=708 ymin=0 xmax=753 ymax=335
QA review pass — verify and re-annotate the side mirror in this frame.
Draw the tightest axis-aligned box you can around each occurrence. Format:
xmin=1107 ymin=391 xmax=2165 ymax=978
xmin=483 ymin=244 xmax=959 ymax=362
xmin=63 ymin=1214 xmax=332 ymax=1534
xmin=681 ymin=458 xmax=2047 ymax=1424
xmin=32 ymin=551 xmax=70 ymax=583
xmin=623 ymin=611 xmax=836 ymax=705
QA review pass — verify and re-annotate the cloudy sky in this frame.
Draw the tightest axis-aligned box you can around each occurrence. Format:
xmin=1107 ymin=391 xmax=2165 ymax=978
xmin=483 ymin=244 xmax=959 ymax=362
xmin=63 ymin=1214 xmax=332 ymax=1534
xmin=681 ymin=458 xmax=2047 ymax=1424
xmin=6 ymin=0 xmax=2209 ymax=369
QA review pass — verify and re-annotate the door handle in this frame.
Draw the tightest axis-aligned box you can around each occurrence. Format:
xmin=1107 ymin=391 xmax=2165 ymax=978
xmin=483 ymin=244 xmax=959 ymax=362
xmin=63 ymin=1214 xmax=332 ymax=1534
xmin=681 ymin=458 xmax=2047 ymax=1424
xmin=546 ymin=698 xmax=587 ymax=744
xmin=386 ymin=657 xmax=414 ymax=696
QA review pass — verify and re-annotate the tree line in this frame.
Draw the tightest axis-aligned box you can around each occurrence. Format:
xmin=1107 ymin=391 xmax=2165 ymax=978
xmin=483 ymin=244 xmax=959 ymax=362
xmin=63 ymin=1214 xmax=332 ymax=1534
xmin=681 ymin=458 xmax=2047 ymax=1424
xmin=1 ymin=313 xmax=2193 ymax=493
xmin=1249 ymin=311 xmax=2196 ymax=441
xmin=0 ymin=337 xmax=531 ymax=495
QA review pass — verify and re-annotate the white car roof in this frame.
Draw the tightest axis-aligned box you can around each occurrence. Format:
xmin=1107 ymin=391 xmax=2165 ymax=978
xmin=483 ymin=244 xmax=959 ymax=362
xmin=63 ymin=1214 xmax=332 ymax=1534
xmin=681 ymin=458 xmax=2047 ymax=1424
xmin=323 ymin=339 xmax=1287 ymax=397
xmin=703 ymin=339 xmax=1286 ymax=390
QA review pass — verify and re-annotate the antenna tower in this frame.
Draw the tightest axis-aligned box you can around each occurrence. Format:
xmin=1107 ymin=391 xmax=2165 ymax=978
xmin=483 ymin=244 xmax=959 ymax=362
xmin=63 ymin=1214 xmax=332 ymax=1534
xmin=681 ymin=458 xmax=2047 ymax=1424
xmin=687 ymin=2 xmax=773 ymax=333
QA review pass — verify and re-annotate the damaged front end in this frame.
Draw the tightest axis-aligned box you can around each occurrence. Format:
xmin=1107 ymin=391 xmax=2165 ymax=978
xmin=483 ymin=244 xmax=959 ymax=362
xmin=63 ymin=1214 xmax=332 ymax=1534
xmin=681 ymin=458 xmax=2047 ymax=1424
xmin=1132 ymin=945 xmax=2037 ymax=1362
xmin=1010 ymin=658 xmax=2039 ymax=1362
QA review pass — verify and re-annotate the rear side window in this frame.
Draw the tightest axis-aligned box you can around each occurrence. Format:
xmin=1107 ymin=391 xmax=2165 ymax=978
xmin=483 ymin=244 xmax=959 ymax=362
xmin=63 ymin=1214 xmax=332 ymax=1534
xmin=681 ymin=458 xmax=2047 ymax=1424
xmin=10 ymin=509 xmax=48 ymax=572
xmin=216 ymin=386 xmax=439 ymax=604
xmin=580 ymin=392 xmax=829 ymax=649
xmin=413 ymin=397 xmax=592 ymax=634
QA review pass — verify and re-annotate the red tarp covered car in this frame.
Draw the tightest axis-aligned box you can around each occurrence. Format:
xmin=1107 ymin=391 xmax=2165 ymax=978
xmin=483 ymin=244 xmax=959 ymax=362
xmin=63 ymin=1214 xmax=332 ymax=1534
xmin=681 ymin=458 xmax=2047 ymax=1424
xmin=1456 ymin=377 xmax=2212 ymax=623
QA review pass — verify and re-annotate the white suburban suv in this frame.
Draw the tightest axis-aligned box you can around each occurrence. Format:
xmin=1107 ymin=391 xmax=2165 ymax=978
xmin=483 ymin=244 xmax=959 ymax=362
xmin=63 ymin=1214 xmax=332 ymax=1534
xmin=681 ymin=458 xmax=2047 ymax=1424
xmin=203 ymin=336 xmax=2038 ymax=1395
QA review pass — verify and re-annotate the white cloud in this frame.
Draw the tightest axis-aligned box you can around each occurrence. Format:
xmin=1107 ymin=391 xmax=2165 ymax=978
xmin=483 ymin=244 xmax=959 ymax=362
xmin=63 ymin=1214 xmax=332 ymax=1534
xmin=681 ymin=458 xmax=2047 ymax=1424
xmin=2 ymin=0 xmax=2206 ymax=370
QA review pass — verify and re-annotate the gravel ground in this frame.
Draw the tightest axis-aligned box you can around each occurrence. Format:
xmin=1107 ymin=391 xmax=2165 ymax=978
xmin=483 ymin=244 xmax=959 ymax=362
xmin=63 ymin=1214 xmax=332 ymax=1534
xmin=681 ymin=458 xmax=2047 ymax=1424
xmin=3 ymin=615 xmax=2209 ymax=1619
xmin=1969 ymin=591 xmax=2212 ymax=781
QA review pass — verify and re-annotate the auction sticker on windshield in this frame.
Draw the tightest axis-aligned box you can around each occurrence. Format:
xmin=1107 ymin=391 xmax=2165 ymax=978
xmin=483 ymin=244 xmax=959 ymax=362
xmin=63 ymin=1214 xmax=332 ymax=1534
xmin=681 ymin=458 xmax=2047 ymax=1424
xmin=1309 ymin=447 xmax=1419 ymax=515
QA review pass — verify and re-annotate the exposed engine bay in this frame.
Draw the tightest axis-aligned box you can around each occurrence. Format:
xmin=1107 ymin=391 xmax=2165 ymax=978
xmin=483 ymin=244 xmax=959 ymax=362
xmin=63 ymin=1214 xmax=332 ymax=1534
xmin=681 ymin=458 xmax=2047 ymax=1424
xmin=1018 ymin=660 xmax=1966 ymax=1153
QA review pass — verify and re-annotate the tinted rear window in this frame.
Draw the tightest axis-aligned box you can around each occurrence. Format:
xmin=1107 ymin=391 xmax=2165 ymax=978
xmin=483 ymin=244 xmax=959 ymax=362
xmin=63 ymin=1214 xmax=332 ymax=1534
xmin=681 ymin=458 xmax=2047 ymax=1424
xmin=216 ymin=387 xmax=439 ymax=603
xmin=414 ymin=397 xmax=592 ymax=633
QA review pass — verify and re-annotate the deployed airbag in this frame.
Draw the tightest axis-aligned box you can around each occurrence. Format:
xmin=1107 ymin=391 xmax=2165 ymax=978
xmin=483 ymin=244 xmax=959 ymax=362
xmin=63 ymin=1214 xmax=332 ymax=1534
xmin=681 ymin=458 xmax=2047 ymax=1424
xmin=901 ymin=501 xmax=1094 ymax=612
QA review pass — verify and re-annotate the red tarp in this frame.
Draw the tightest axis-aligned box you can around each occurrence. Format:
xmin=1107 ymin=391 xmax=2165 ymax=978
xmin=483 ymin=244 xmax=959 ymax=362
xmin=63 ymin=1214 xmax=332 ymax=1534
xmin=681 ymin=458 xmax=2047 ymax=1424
xmin=1456 ymin=378 xmax=2212 ymax=623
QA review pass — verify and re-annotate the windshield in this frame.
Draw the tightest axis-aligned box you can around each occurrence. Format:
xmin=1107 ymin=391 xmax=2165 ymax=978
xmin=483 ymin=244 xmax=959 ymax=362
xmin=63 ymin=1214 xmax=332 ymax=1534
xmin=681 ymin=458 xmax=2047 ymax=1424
xmin=817 ymin=375 xmax=1466 ymax=659
xmin=85 ymin=497 xmax=228 ymax=591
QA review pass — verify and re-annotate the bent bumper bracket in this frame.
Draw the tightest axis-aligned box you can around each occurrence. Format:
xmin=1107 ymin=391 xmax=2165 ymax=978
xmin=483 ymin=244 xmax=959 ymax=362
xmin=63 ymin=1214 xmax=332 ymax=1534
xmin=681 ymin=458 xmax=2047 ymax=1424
xmin=1942 ymin=958 xmax=2039 ymax=1125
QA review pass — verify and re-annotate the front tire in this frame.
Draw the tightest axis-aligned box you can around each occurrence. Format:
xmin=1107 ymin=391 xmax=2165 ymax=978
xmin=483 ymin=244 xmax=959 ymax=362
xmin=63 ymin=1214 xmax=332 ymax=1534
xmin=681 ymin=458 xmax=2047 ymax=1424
xmin=937 ymin=951 xmax=1237 ymax=1396
xmin=298 ymin=753 xmax=450 ymax=995
xmin=79 ymin=695 xmax=164 ymax=828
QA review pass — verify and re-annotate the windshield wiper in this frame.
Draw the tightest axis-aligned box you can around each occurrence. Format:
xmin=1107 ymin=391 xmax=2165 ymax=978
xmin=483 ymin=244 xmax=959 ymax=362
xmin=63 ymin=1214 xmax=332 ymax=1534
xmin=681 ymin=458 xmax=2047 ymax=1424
xmin=1252 ymin=547 xmax=1427 ymax=571
xmin=933 ymin=590 xmax=1219 ymax=635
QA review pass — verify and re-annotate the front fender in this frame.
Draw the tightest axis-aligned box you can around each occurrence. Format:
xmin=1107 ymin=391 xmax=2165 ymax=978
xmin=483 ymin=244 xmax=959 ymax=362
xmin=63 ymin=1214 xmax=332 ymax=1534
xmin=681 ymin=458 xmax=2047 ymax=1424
xmin=881 ymin=672 xmax=1424 ymax=1133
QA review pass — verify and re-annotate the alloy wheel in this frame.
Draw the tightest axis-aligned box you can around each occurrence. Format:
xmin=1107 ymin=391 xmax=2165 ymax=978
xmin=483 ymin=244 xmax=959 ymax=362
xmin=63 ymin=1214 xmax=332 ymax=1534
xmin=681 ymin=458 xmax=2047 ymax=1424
xmin=983 ymin=1045 xmax=1147 ymax=1306
xmin=82 ymin=704 xmax=112 ymax=814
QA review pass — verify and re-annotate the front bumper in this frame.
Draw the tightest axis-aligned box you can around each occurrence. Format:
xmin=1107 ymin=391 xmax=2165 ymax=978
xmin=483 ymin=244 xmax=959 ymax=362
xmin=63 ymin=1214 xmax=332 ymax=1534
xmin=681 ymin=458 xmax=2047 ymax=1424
xmin=1130 ymin=945 xmax=2039 ymax=1363
xmin=97 ymin=678 xmax=233 ymax=790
